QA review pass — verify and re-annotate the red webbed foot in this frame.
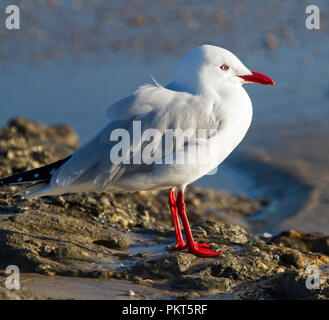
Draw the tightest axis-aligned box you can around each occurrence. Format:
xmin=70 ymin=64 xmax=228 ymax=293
xmin=187 ymin=242 xmax=221 ymax=257
xmin=175 ymin=241 xmax=210 ymax=250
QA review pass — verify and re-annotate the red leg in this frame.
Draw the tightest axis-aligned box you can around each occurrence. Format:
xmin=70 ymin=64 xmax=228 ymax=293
xmin=168 ymin=188 xmax=185 ymax=249
xmin=176 ymin=190 xmax=220 ymax=257
xmin=168 ymin=189 xmax=209 ymax=250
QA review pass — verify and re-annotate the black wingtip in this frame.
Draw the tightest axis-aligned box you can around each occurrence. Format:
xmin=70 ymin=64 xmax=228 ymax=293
xmin=0 ymin=155 xmax=71 ymax=187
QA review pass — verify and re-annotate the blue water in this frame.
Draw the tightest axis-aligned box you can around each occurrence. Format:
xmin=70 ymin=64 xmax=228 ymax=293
xmin=1 ymin=42 xmax=328 ymax=143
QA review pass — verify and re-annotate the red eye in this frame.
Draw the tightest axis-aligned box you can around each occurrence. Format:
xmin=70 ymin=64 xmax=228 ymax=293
xmin=220 ymin=64 xmax=229 ymax=71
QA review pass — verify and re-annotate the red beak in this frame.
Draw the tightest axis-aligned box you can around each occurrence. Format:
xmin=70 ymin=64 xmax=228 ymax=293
xmin=239 ymin=71 xmax=275 ymax=85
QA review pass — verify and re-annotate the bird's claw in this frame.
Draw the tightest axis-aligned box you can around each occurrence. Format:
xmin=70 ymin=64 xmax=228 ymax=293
xmin=175 ymin=241 xmax=209 ymax=250
xmin=188 ymin=245 xmax=221 ymax=258
xmin=175 ymin=241 xmax=220 ymax=257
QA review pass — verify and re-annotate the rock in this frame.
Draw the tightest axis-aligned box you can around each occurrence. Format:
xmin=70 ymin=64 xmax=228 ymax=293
xmin=181 ymin=291 xmax=201 ymax=299
xmin=128 ymin=290 xmax=136 ymax=296
xmin=271 ymin=230 xmax=329 ymax=256
xmin=279 ymin=251 xmax=306 ymax=269
xmin=195 ymin=220 xmax=249 ymax=245
xmin=129 ymin=253 xmax=196 ymax=280
xmin=0 ymin=283 xmax=42 ymax=300
xmin=171 ymin=273 xmax=231 ymax=291
xmin=238 ymin=270 xmax=329 ymax=299
xmin=93 ymin=231 xmax=130 ymax=249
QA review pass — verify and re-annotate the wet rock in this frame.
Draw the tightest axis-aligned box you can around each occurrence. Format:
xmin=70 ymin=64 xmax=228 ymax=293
xmin=171 ymin=273 xmax=231 ymax=291
xmin=195 ymin=220 xmax=249 ymax=245
xmin=238 ymin=270 xmax=329 ymax=300
xmin=133 ymin=276 xmax=154 ymax=287
xmin=129 ymin=253 xmax=196 ymax=280
xmin=271 ymin=230 xmax=329 ymax=256
xmin=0 ymin=279 xmax=43 ymax=300
xmin=93 ymin=231 xmax=130 ymax=249
xmin=180 ymin=291 xmax=201 ymax=300
xmin=278 ymin=251 xmax=306 ymax=269
xmin=0 ymin=118 xmax=78 ymax=179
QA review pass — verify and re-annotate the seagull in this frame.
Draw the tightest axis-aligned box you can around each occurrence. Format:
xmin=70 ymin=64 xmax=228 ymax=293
xmin=0 ymin=45 xmax=274 ymax=257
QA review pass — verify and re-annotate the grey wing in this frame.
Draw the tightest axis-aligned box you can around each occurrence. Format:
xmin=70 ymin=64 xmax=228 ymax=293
xmin=51 ymin=84 xmax=220 ymax=192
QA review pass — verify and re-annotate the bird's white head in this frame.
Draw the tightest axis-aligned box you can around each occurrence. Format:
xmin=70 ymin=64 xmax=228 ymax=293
xmin=171 ymin=44 xmax=274 ymax=95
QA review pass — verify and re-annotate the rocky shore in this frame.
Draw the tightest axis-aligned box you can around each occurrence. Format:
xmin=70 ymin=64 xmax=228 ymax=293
xmin=0 ymin=118 xmax=328 ymax=300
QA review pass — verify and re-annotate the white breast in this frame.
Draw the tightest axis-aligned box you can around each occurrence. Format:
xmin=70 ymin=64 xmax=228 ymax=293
xmin=195 ymin=85 xmax=253 ymax=178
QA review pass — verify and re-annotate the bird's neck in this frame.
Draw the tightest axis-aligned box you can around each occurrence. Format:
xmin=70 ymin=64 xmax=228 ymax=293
xmin=167 ymin=79 xmax=243 ymax=100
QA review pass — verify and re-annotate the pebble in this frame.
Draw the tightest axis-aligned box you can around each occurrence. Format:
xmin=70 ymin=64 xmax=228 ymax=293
xmin=256 ymin=260 xmax=269 ymax=271
xmin=156 ymin=237 xmax=165 ymax=244
xmin=261 ymin=232 xmax=272 ymax=239
xmin=44 ymin=245 xmax=56 ymax=253
xmin=100 ymin=197 xmax=111 ymax=207
xmin=276 ymin=267 xmax=285 ymax=273
xmin=57 ymin=196 xmax=65 ymax=204
xmin=128 ymin=290 xmax=136 ymax=296
xmin=250 ymin=246 xmax=260 ymax=255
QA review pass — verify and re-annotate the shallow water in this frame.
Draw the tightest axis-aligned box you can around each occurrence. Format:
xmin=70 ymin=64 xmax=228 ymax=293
xmin=0 ymin=0 xmax=328 ymax=233
xmin=20 ymin=273 xmax=180 ymax=299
